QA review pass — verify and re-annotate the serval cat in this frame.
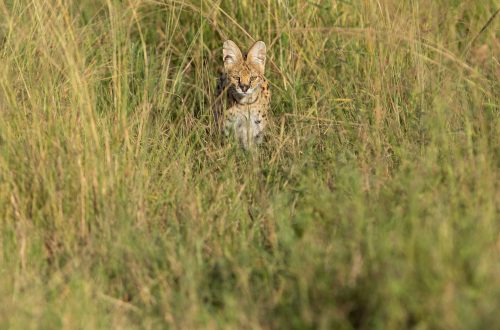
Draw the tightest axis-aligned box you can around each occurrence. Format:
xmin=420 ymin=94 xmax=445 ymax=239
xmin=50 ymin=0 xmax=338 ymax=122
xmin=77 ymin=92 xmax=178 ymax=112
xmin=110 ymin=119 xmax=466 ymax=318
xmin=214 ymin=40 xmax=270 ymax=149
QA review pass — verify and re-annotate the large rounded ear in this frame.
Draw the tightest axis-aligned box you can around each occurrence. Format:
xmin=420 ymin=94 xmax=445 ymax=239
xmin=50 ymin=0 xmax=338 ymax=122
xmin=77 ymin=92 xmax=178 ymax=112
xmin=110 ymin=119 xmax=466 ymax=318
xmin=247 ymin=41 xmax=266 ymax=74
xmin=223 ymin=40 xmax=243 ymax=71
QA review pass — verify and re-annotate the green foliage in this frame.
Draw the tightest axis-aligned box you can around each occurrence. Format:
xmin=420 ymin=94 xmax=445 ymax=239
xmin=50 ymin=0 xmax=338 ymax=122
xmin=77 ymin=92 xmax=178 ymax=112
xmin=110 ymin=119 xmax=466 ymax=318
xmin=0 ymin=0 xmax=499 ymax=328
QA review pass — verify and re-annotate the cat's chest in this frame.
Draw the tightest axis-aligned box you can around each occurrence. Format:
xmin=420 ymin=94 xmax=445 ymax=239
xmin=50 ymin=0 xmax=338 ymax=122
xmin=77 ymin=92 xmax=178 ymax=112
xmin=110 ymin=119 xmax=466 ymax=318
xmin=224 ymin=102 xmax=268 ymax=148
xmin=225 ymin=103 xmax=267 ymax=129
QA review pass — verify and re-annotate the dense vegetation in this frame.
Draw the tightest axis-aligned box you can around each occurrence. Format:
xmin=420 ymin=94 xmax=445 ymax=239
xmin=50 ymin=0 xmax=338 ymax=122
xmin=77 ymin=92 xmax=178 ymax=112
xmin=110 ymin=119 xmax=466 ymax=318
xmin=0 ymin=0 xmax=498 ymax=328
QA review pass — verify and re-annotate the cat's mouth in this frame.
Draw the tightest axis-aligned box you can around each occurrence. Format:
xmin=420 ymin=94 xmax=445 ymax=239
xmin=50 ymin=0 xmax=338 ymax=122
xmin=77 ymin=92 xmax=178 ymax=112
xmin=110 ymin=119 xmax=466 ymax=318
xmin=235 ymin=85 xmax=260 ymax=97
xmin=232 ymin=88 xmax=260 ymax=105
xmin=235 ymin=89 xmax=253 ymax=97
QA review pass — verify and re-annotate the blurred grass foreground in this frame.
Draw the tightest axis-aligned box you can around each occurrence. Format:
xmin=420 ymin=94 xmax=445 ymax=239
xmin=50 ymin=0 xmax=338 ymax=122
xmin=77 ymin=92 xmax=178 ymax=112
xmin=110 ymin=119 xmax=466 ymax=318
xmin=0 ymin=0 xmax=499 ymax=328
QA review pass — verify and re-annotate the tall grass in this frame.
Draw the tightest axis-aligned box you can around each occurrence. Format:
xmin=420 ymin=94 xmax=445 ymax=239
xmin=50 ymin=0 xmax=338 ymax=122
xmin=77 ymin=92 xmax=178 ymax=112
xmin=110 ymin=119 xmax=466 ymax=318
xmin=0 ymin=0 xmax=498 ymax=328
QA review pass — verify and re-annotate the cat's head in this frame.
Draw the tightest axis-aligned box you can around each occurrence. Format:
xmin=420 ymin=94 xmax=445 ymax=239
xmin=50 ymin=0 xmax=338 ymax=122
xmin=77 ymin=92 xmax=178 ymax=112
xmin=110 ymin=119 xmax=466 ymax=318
xmin=223 ymin=40 xmax=267 ymax=102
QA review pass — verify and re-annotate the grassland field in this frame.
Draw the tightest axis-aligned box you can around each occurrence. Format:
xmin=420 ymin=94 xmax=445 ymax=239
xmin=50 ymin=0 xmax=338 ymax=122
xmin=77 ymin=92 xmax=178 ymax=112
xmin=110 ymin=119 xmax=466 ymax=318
xmin=0 ymin=0 xmax=499 ymax=329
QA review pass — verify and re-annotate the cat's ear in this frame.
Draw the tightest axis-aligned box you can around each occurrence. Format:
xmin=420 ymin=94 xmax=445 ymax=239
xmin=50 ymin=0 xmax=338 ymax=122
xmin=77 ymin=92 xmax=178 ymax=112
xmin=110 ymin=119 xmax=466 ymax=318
xmin=223 ymin=40 xmax=243 ymax=71
xmin=247 ymin=41 xmax=266 ymax=74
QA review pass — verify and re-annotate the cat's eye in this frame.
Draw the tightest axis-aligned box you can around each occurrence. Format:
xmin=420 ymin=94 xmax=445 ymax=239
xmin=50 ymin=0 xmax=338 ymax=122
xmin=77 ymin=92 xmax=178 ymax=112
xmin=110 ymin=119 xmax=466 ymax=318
xmin=250 ymin=77 xmax=257 ymax=82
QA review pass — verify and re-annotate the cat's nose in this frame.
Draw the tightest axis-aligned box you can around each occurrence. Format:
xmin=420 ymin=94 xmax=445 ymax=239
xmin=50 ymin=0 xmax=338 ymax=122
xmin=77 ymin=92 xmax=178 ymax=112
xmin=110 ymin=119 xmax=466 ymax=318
xmin=239 ymin=84 xmax=250 ymax=92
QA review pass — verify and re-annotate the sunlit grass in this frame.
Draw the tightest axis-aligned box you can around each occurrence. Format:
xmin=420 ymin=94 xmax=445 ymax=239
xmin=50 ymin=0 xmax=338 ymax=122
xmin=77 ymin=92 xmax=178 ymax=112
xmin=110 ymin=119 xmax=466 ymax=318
xmin=0 ymin=0 xmax=499 ymax=328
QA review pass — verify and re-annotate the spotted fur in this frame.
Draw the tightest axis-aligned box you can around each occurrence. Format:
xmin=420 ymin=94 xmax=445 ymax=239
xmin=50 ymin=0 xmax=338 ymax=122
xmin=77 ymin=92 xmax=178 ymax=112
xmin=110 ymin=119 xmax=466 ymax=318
xmin=214 ymin=40 xmax=270 ymax=149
